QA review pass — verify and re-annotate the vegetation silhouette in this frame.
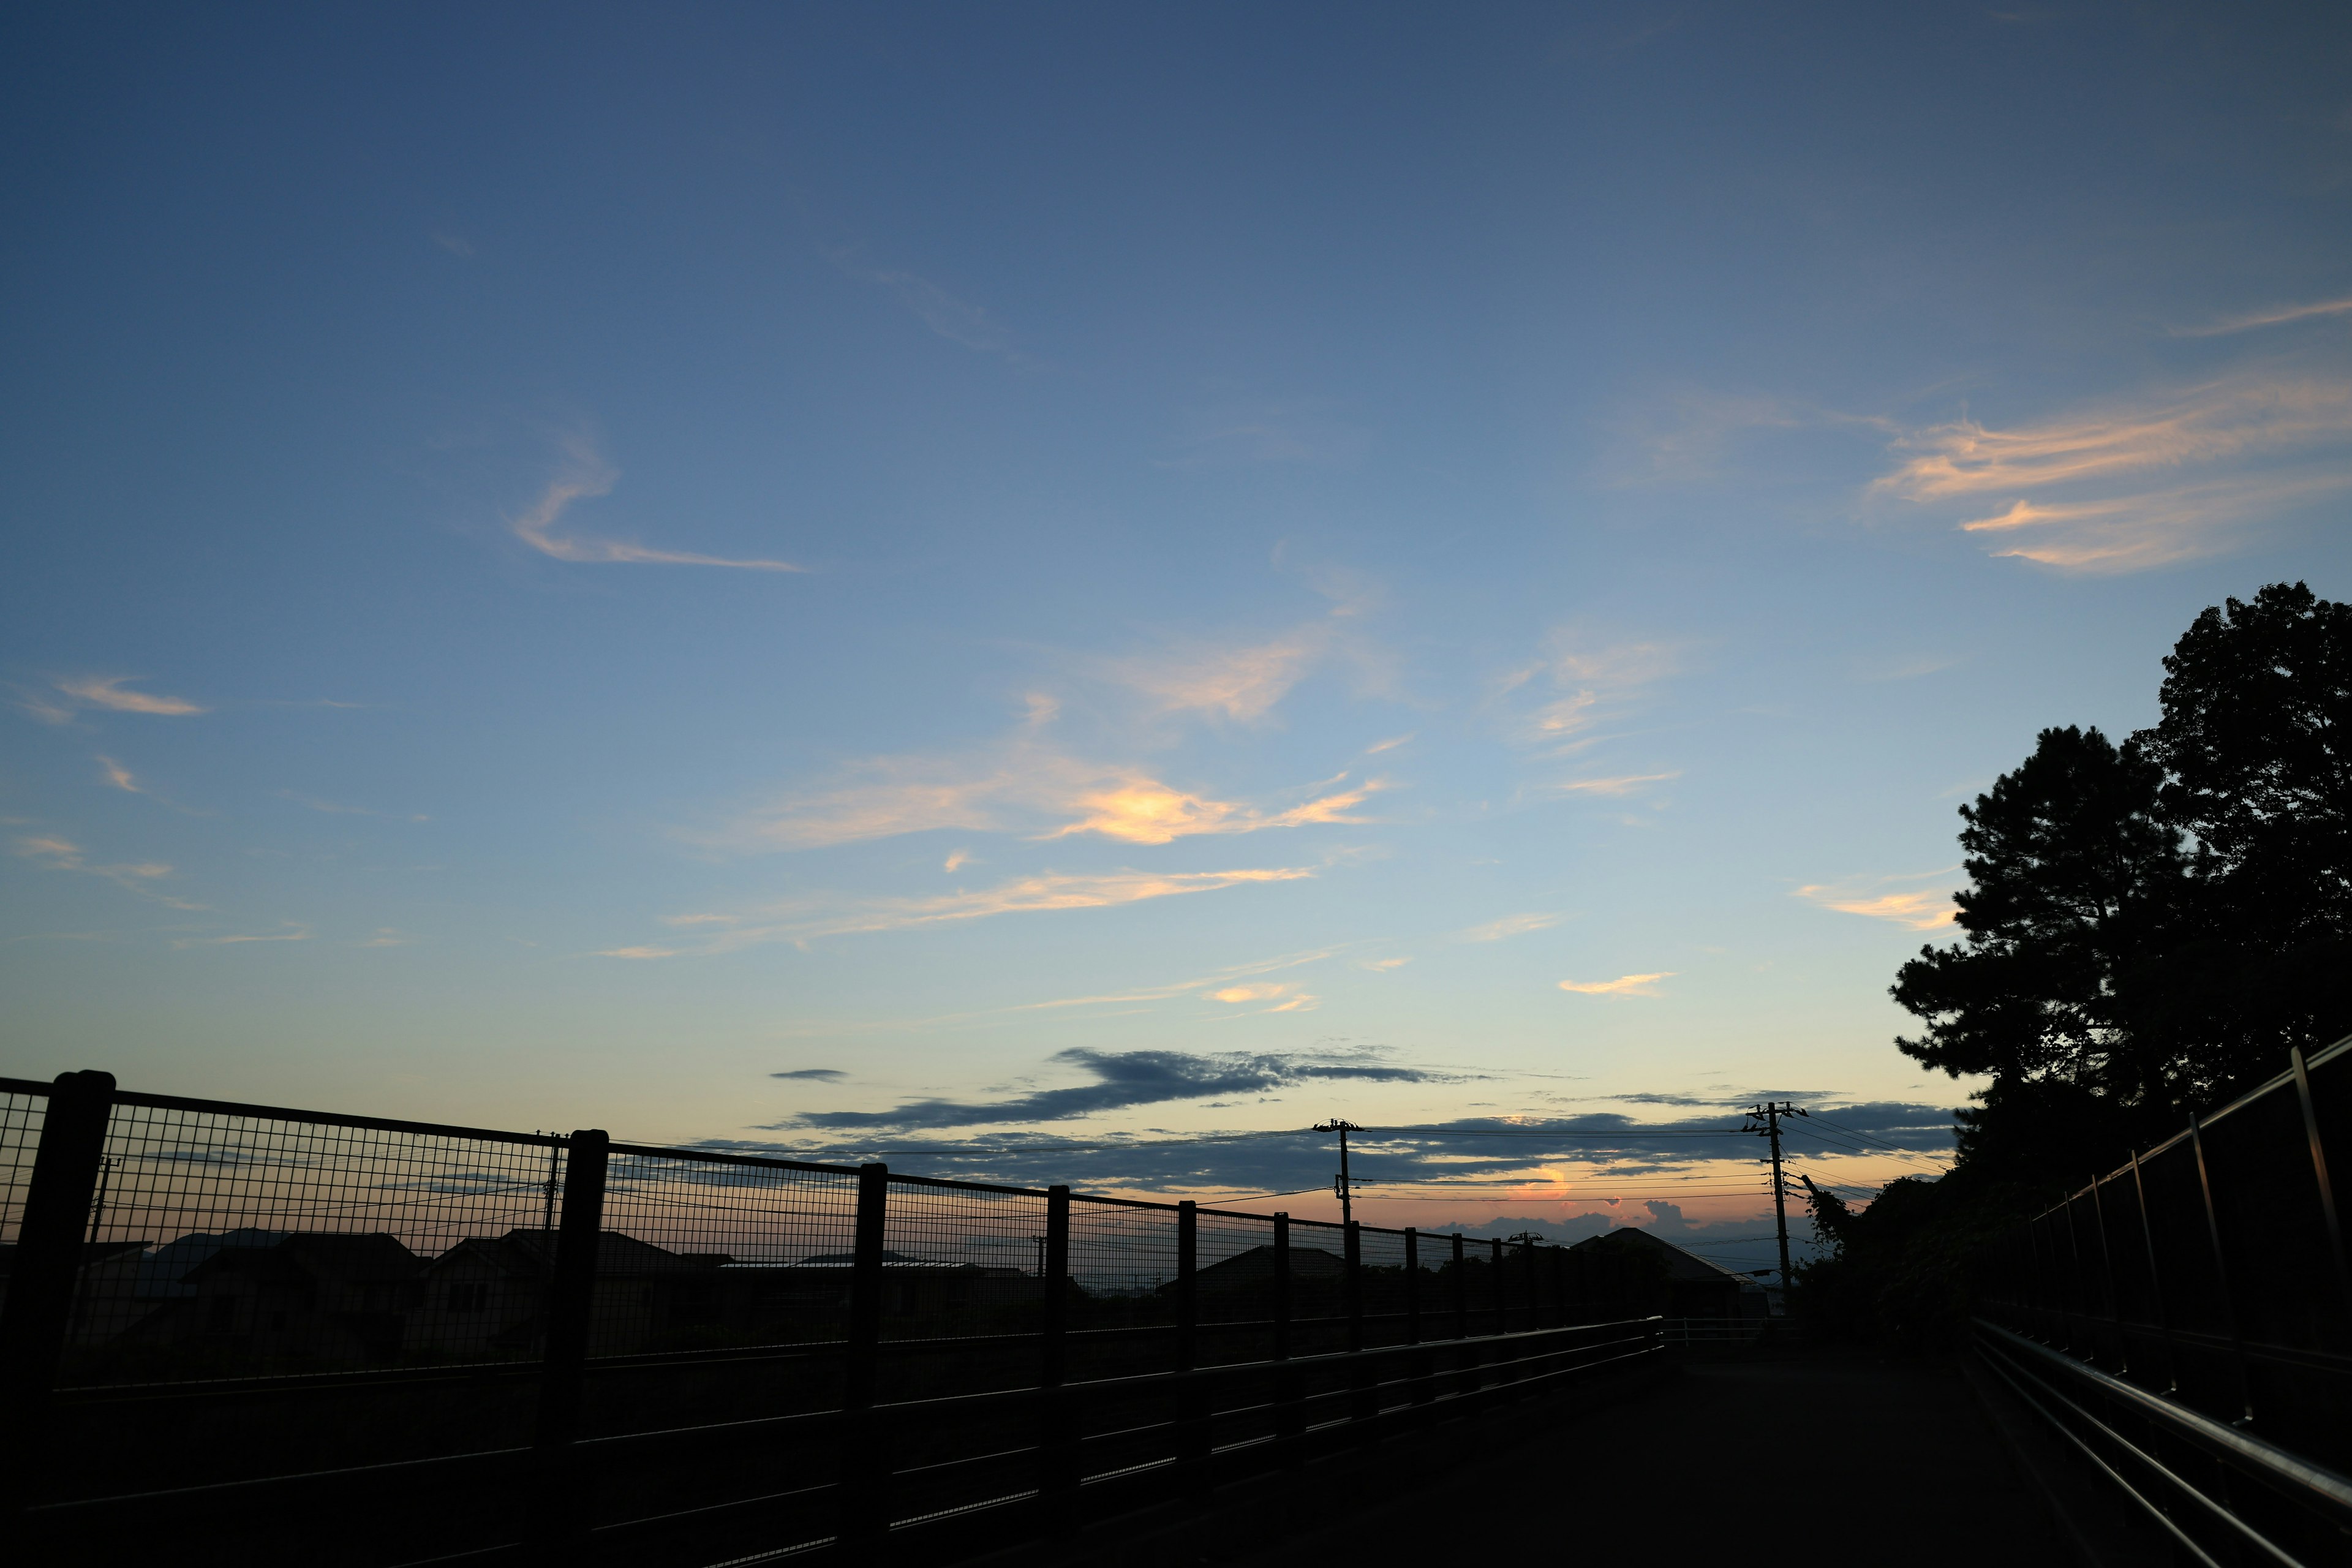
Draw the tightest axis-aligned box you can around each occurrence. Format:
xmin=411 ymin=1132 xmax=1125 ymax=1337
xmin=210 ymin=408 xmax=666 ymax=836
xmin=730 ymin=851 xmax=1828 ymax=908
xmin=1801 ymin=582 xmax=2351 ymax=1344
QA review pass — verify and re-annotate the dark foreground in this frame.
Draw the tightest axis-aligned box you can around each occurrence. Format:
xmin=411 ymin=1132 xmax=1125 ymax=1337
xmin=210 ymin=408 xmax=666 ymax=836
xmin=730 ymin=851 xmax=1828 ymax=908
xmin=1174 ymin=1341 xmax=2078 ymax=1567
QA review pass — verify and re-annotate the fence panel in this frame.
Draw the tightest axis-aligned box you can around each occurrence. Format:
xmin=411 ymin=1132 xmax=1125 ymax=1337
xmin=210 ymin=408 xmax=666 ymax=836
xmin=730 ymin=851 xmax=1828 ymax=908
xmin=72 ymin=1095 xmax=563 ymax=1385
xmin=4 ymin=1072 xmax=1672 ymax=1567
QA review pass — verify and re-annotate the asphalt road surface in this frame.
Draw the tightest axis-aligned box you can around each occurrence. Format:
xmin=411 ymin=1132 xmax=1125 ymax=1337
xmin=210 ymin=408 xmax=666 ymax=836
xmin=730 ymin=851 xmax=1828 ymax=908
xmin=1221 ymin=1342 xmax=2081 ymax=1567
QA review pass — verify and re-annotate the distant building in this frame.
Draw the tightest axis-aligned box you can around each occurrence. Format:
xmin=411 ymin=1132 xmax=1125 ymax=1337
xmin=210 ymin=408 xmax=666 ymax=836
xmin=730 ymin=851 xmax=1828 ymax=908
xmin=1166 ymin=1244 xmax=1347 ymax=1299
xmin=154 ymin=1232 xmax=424 ymax=1363
xmin=711 ymin=1250 xmax=1034 ymax=1330
xmin=1568 ymin=1229 xmax=1771 ymax=1320
xmin=409 ymin=1229 xmax=732 ymax=1359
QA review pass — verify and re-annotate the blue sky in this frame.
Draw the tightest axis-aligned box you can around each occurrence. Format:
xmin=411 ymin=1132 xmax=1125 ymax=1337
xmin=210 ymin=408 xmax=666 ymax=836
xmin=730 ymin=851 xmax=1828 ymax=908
xmin=5 ymin=4 xmax=2349 ymax=1264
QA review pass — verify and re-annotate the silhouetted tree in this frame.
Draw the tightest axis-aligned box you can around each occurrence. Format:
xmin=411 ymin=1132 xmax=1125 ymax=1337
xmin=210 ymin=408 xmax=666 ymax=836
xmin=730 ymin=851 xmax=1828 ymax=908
xmin=1892 ymin=725 xmax=2187 ymax=1179
xmin=2124 ymin=581 xmax=2352 ymax=1102
xmin=1893 ymin=582 xmax=2351 ymax=1188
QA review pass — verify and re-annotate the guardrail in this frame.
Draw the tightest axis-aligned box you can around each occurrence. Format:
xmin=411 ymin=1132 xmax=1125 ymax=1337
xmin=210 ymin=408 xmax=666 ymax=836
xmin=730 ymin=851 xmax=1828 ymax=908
xmin=1661 ymin=1316 xmax=1773 ymax=1344
xmin=1975 ymin=1321 xmax=2352 ymax=1566
xmin=0 ymin=1071 xmax=1667 ymax=1565
xmin=1970 ymin=1032 xmax=2352 ymax=1566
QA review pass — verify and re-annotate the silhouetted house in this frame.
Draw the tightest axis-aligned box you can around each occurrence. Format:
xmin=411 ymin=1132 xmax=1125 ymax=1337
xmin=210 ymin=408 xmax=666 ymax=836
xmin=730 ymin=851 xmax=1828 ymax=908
xmin=710 ymin=1251 xmax=1033 ymax=1333
xmin=409 ymin=1229 xmax=732 ymax=1358
xmin=139 ymin=1232 xmax=423 ymax=1363
xmin=1186 ymin=1244 xmax=1346 ymax=1293
xmin=1568 ymin=1229 xmax=1769 ymax=1319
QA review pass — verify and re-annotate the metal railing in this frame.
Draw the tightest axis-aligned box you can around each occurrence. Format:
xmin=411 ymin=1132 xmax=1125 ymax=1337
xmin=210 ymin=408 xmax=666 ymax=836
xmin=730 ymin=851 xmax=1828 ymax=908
xmin=0 ymin=1071 xmax=1668 ymax=1566
xmin=1661 ymin=1316 xmax=1774 ymax=1344
xmin=1970 ymin=1034 xmax=2352 ymax=1566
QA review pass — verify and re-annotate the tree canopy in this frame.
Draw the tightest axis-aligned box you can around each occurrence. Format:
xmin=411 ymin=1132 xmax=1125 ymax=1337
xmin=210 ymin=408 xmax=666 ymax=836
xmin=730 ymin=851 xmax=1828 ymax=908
xmin=1893 ymin=582 xmax=2352 ymax=1184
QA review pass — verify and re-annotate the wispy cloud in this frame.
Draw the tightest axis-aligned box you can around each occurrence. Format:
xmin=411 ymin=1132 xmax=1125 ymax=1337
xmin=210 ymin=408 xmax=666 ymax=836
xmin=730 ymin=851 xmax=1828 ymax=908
xmin=1011 ymin=947 xmax=1338 ymax=1014
xmin=172 ymin=923 xmax=311 ymax=949
xmin=1498 ymin=634 xmax=1678 ymax=751
xmin=1365 ymin=733 xmax=1415 ymax=755
xmin=1042 ymin=775 xmax=1381 ymax=845
xmin=1544 ymin=771 xmax=1681 ymax=797
xmin=1795 ymin=871 xmax=1958 ymax=930
xmin=778 ymin=1046 xmax=1443 ymax=1130
xmin=2171 ymin=295 xmax=2352 ymax=337
xmin=12 ymin=832 xmax=203 ymax=908
xmin=943 ymin=849 xmax=971 ymax=872
xmin=281 ymin=791 xmax=430 ymax=823
xmin=99 ymin=757 xmax=202 ymax=815
xmin=1461 ymin=912 xmax=1564 ymax=943
xmin=772 ymin=1068 xmax=848 ymax=1082
xmin=1952 ymin=473 xmax=2352 ymax=570
xmin=720 ymin=717 xmax=1376 ymax=851
xmin=831 ymin=249 xmax=1015 ymax=354
xmin=618 ymin=865 xmax=1317 ymax=955
xmin=1201 ymin=980 xmax=1318 ymax=1012
xmin=1104 ymin=631 xmax=1327 ymax=723
xmin=1156 ymin=400 xmax=1370 ymax=469
xmin=53 ymin=676 xmax=206 ymax=717
xmin=1361 ymin=956 xmax=1411 ymax=972
xmin=511 ymin=440 xmax=806 ymax=571
xmin=1558 ymin=972 xmax=1675 ymax=996
xmin=1871 ymin=375 xmax=2352 ymax=571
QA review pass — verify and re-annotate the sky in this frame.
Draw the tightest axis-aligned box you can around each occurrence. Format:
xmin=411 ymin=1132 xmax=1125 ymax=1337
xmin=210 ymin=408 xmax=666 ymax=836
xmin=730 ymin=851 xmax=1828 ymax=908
xmin=5 ymin=3 xmax=2350 ymax=1273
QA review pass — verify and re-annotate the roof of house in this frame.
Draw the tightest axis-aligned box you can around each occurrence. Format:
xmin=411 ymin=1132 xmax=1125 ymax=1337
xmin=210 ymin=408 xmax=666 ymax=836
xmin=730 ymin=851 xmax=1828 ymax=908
xmin=425 ymin=1229 xmax=726 ymax=1278
xmin=1567 ymin=1227 xmax=1762 ymax=1288
xmin=1185 ymin=1244 xmax=1348 ymax=1289
xmin=721 ymin=1251 xmax=1022 ymax=1275
xmin=182 ymin=1232 xmax=422 ymax=1284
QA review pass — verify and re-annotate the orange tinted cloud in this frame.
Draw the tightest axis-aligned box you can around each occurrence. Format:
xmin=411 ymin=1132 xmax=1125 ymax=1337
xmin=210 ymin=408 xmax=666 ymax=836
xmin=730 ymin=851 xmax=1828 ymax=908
xmin=1558 ymin=972 xmax=1674 ymax=996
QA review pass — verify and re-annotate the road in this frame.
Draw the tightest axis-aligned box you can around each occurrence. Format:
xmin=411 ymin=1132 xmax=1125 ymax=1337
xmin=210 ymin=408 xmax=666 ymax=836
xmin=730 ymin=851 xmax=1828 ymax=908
xmin=1219 ymin=1341 xmax=2081 ymax=1567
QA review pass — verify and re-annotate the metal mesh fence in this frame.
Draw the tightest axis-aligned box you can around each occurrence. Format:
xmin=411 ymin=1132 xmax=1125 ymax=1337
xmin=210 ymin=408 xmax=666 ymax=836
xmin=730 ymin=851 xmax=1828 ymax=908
xmin=5 ymin=1075 xmax=1626 ymax=1403
xmin=594 ymin=1148 xmax=859 ymax=1358
xmin=1 ymin=1080 xmax=43 ymax=1253
xmin=3 ymin=1071 xmax=1676 ymax=1566
xmin=62 ymin=1093 xmax=562 ymax=1384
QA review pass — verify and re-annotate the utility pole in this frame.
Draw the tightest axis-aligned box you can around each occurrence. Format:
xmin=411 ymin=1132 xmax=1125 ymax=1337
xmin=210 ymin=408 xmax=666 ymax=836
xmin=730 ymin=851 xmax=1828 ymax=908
xmin=1744 ymin=1101 xmax=1809 ymax=1300
xmin=1315 ymin=1119 xmax=1362 ymax=1226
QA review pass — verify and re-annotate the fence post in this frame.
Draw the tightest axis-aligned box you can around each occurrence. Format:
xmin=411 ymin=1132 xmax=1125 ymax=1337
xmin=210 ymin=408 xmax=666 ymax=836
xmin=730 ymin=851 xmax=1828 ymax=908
xmin=1403 ymin=1227 xmax=1420 ymax=1345
xmin=1450 ymin=1232 xmax=1472 ymax=1398
xmin=1342 ymin=1221 xmax=1372 ymax=1427
xmin=840 ymin=1163 xmax=890 ymax=1540
xmin=2129 ymin=1150 xmax=2180 ymax=1392
xmin=2089 ymin=1175 xmax=2127 ymax=1378
xmin=1404 ymin=1227 xmax=1432 ymax=1411
xmin=0 ymin=1068 xmax=115 ymax=1518
xmin=2291 ymin=1046 xmax=2352 ymax=1327
xmin=2062 ymin=1188 xmax=2088 ymax=1357
xmin=1038 ymin=1185 xmax=1074 ymax=1510
xmin=1273 ymin=1213 xmax=1301 ymax=1463
xmin=1550 ymin=1247 xmax=1567 ymax=1328
xmin=1489 ymin=1238 xmax=1507 ymax=1337
xmin=1343 ymin=1221 xmax=1363 ymax=1355
xmin=531 ymin=1128 xmax=608 ymax=1554
xmin=2188 ymin=1115 xmax=2255 ymax=1426
xmin=1450 ymin=1233 xmax=1467 ymax=1340
xmin=1272 ymin=1213 xmax=1292 ymax=1363
xmin=1520 ymin=1236 xmax=1538 ymax=1341
xmin=1175 ymin=1200 xmax=1206 ymax=1476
